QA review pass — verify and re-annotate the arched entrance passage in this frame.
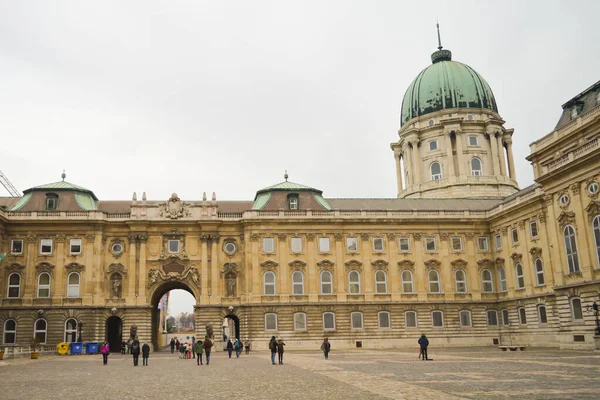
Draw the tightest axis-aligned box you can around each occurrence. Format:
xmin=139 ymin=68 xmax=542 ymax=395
xmin=223 ymin=314 xmax=240 ymax=342
xmin=106 ymin=316 xmax=123 ymax=353
xmin=150 ymin=280 xmax=197 ymax=351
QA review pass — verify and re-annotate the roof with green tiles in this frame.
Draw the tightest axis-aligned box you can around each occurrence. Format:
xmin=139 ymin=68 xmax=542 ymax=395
xmin=255 ymin=180 xmax=323 ymax=197
xmin=23 ymin=180 xmax=98 ymax=200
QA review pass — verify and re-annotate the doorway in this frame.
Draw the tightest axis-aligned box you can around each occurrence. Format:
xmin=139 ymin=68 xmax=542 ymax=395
xmin=224 ymin=314 xmax=240 ymax=341
xmin=150 ymin=281 xmax=197 ymax=351
xmin=106 ymin=316 xmax=123 ymax=353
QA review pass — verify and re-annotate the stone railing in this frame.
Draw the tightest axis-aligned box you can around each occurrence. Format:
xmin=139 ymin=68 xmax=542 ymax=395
xmin=4 ymin=211 xmax=131 ymax=220
xmin=532 ymin=104 xmax=600 ymax=151
xmin=542 ymin=137 xmax=599 ymax=174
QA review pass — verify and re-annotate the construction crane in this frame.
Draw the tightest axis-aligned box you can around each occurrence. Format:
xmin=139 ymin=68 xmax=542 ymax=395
xmin=0 ymin=169 xmax=21 ymax=197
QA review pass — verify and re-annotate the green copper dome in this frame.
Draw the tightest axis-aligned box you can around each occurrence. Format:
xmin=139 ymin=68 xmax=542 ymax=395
xmin=400 ymin=49 xmax=498 ymax=126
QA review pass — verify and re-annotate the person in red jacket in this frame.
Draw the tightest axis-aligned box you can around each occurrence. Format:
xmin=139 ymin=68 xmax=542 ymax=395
xmin=203 ymin=336 xmax=213 ymax=365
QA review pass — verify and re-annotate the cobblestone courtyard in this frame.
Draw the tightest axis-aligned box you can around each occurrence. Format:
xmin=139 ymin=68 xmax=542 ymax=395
xmin=1 ymin=348 xmax=599 ymax=399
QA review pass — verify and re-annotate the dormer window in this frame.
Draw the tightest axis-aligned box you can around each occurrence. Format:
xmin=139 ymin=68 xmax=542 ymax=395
xmin=570 ymin=107 xmax=578 ymax=119
xmin=287 ymin=194 xmax=299 ymax=210
xmin=45 ymin=193 xmax=59 ymax=210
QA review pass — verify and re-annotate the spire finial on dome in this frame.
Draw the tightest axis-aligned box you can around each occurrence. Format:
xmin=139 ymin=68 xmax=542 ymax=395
xmin=284 ymin=170 xmax=289 ymax=181
xmin=431 ymin=21 xmax=452 ymax=64
xmin=61 ymin=170 xmax=66 ymax=181
xmin=436 ymin=20 xmax=443 ymax=51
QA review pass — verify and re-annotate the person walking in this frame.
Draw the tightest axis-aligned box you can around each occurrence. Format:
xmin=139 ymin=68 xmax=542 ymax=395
xmin=179 ymin=343 xmax=185 ymax=359
xmin=320 ymin=338 xmax=331 ymax=360
xmin=126 ymin=340 xmax=131 ymax=354
xmin=142 ymin=342 xmax=150 ymax=366
xmin=120 ymin=340 xmax=126 ymax=355
xmin=175 ymin=339 xmax=180 ymax=353
xmin=101 ymin=341 xmax=110 ymax=365
xmin=131 ymin=339 xmax=141 ymax=366
xmin=269 ymin=336 xmax=277 ymax=365
xmin=195 ymin=338 xmax=204 ymax=366
xmin=276 ymin=338 xmax=285 ymax=365
xmin=244 ymin=339 xmax=251 ymax=355
xmin=234 ymin=338 xmax=242 ymax=358
xmin=170 ymin=338 xmax=175 ymax=354
xmin=204 ymin=336 xmax=213 ymax=365
xmin=226 ymin=339 xmax=233 ymax=358
xmin=191 ymin=337 xmax=196 ymax=359
xmin=418 ymin=333 xmax=429 ymax=361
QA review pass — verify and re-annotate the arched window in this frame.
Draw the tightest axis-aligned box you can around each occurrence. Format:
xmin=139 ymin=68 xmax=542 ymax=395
xmin=564 ymin=225 xmax=580 ymax=273
xmin=459 ymin=310 xmax=471 ymax=327
xmin=292 ymin=271 xmax=304 ymax=295
xmin=455 ymin=270 xmax=467 ymax=293
xmin=534 ymin=259 xmax=545 ymax=286
xmin=264 ymin=313 xmax=277 ymax=330
xmin=501 ymin=309 xmax=510 ymax=325
xmin=431 ymin=310 xmax=444 ymax=327
xmin=67 ymin=272 xmax=80 ymax=298
xmin=570 ymin=297 xmax=583 ymax=320
xmin=481 ymin=269 xmax=493 ymax=293
xmin=293 ymin=312 xmax=307 ymax=331
xmin=263 ymin=272 xmax=276 ymax=295
xmin=428 ymin=270 xmax=440 ymax=293
xmin=499 ymin=268 xmax=507 ymax=292
xmin=351 ymin=312 xmax=363 ymax=329
xmin=487 ymin=310 xmax=498 ymax=326
xmin=378 ymin=311 xmax=391 ymax=328
xmin=401 ymin=270 xmax=414 ymax=294
xmin=471 ymin=157 xmax=482 ymax=176
xmin=64 ymin=319 xmax=78 ymax=343
xmin=348 ymin=270 xmax=361 ymax=294
xmin=515 ymin=264 xmax=525 ymax=289
xmin=320 ymin=270 xmax=333 ymax=295
xmin=37 ymin=273 xmax=51 ymax=298
xmin=34 ymin=319 xmax=47 ymax=344
xmin=405 ymin=311 xmax=417 ymax=327
xmin=592 ymin=215 xmax=600 ymax=267
xmin=323 ymin=312 xmax=335 ymax=330
xmin=3 ymin=319 xmax=16 ymax=344
xmin=538 ymin=305 xmax=548 ymax=324
xmin=374 ymin=270 xmax=387 ymax=294
xmin=518 ymin=307 xmax=527 ymax=325
xmin=7 ymin=273 xmax=21 ymax=298
xmin=430 ymin=162 xmax=442 ymax=181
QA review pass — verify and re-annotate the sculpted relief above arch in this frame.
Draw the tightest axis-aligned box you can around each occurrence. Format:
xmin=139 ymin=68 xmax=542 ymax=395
xmin=147 ymin=265 xmax=200 ymax=288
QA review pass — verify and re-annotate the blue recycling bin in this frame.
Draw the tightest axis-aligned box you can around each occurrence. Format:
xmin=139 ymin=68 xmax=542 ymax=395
xmin=70 ymin=342 xmax=83 ymax=355
xmin=85 ymin=342 xmax=98 ymax=354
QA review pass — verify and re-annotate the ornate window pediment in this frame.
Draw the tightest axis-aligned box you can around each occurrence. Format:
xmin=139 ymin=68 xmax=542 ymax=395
xmin=451 ymin=259 xmax=468 ymax=270
xmin=371 ymin=259 xmax=389 ymax=270
xmin=344 ymin=259 xmax=363 ymax=271
xmin=397 ymin=259 xmax=415 ymax=271
xmin=35 ymin=262 xmax=55 ymax=275
xmin=529 ymin=247 xmax=542 ymax=259
xmin=159 ymin=229 xmax=189 ymax=260
xmin=106 ymin=263 xmax=127 ymax=276
xmin=424 ymin=259 xmax=441 ymax=268
xmin=288 ymin=259 xmax=307 ymax=270
xmin=6 ymin=262 xmax=26 ymax=273
xmin=510 ymin=253 xmax=522 ymax=265
xmin=585 ymin=201 xmax=600 ymax=222
xmin=221 ymin=262 xmax=238 ymax=276
xmin=65 ymin=262 xmax=85 ymax=273
xmin=316 ymin=259 xmax=335 ymax=269
xmin=557 ymin=210 xmax=577 ymax=229
xmin=476 ymin=258 xmax=494 ymax=269
xmin=495 ymin=257 xmax=505 ymax=267
xmin=260 ymin=260 xmax=279 ymax=271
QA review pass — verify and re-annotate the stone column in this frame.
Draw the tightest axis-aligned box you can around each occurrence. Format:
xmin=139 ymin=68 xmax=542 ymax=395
xmin=22 ymin=235 xmax=37 ymax=302
xmin=498 ymin=135 xmax=508 ymax=177
xmin=488 ymin=131 xmax=499 ymax=176
xmin=361 ymin=233 xmax=373 ymax=301
xmin=394 ymin=150 xmax=403 ymax=194
xmin=306 ymin=234 xmax=317 ymax=301
xmin=278 ymin=234 xmax=289 ymax=302
xmin=505 ymin=137 xmax=516 ymax=180
xmin=388 ymin=234 xmax=400 ymax=302
xmin=83 ymin=234 xmax=95 ymax=304
xmin=250 ymin=235 xmax=260 ymax=302
xmin=445 ymin=132 xmax=455 ymax=177
xmin=410 ymin=140 xmax=421 ymax=184
xmin=455 ymin=130 xmax=466 ymax=176
xmin=403 ymin=143 xmax=411 ymax=187
xmin=138 ymin=235 xmax=148 ymax=304
xmin=127 ymin=235 xmax=137 ymax=304
xmin=210 ymin=235 xmax=220 ymax=304
xmin=54 ymin=235 xmax=66 ymax=301
xmin=200 ymin=235 xmax=209 ymax=304
xmin=412 ymin=234 xmax=426 ymax=301
xmin=334 ymin=234 xmax=346 ymax=302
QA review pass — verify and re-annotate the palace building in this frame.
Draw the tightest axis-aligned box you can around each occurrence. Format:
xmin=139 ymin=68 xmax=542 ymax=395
xmin=1 ymin=42 xmax=600 ymax=352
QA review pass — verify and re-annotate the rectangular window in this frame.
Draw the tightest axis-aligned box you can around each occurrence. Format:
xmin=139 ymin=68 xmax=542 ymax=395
xmin=432 ymin=311 xmax=444 ymax=327
xmin=265 ymin=313 xmax=277 ymax=330
xmin=429 ymin=140 xmax=438 ymax=151
xmin=529 ymin=221 xmax=539 ymax=239
xmin=477 ymin=237 xmax=489 ymax=251
xmin=519 ymin=308 xmax=527 ymax=325
xmin=262 ymin=237 xmax=275 ymax=253
xmin=323 ymin=313 xmax=335 ymax=330
xmin=487 ymin=310 xmax=498 ymax=326
xmin=40 ymin=239 xmax=53 ymax=255
xmin=378 ymin=312 xmax=390 ymax=329
xmin=398 ymin=237 xmax=410 ymax=252
xmin=502 ymin=309 xmax=510 ymax=325
xmin=468 ymin=135 xmax=479 ymax=146
xmin=451 ymin=237 xmax=462 ymax=252
xmin=288 ymin=197 xmax=298 ymax=210
xmin=346 ymin=237 xmax=359 ymax=252
xmin=69 ymin=238 xmax=82 ymax=254
xmin=538 ymin=305 xmax=548 ymax=324
xmin=511 ymin=228 xmax=519 ymax=244
xmin=290 ymin=237 xmax=302 ymax=253
xmin=168 ymin=240 xmax=180 ymax=253
xmin=495 ymin=234 xmax=502 ymax=250
xmin=372 ymin=237 xmax=384 ymax=252
xmin=294 ymin=313 xmax=306 ymax=331
xmin=351 ymin=312 xmax=363 ymax=329
xmin=405 ymin=311 xmax=417 ymax=328
xmin=460 ymin=311 xmax=471 ymax=327
xmin=11 ymin=239 xmax=23 ymax=254
xmin=318 ymin=237 xmax=330 ymax=253
xmin=425 ymin=237 xmax=436 ymax=252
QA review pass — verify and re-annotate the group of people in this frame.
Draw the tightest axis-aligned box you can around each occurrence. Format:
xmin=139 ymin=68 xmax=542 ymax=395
xmin=268 ymin=336 xmax=286 ymax=365
xmin=100 ymin=339 xmax=151 ymax=366
xmin=170 ymin=336 xmax=214 ymax=365
xmin=225 ymin=338 xmax=244 ymax=358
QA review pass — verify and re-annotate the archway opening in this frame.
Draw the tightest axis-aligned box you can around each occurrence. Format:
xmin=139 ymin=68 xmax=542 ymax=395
xmin=150 ymin=281 xmax=196 ymax=351
xmin=222 ymin=314 xmax=240 ymax=349
xmin=106 ymin=316 xmax=123 ymax=353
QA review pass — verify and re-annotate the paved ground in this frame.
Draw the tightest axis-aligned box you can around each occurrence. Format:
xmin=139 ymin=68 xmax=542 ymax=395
xmin=1 ymin=347 xmax=599 ymax=399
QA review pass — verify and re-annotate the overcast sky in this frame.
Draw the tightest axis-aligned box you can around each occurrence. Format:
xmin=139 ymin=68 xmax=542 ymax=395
xmin=1 ymin=1 xmax=599 ymax=202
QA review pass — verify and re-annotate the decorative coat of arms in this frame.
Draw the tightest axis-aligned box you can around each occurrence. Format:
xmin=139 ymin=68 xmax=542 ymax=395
xmin=158 ymin=193 xmax=191 ymax=219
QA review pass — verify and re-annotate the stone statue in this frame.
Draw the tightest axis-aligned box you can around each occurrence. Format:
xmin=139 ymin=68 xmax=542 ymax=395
xmin=130 ymin=325 xmax=138 ymax=341
xmin=226 ymin=274 xmax=236 ymax=297
xmin=212 ymin=192 xmax=216 ymax=201
xmin=205 ymin=323 xmax=214 ymax=339
xmin=112 ymin=279 xmax=121 ymax=298
xmin=148 ymin=268 xmax=161 ymax=285
xmin=132 ymin=192 xmax=137 ymax=201
xmin=142 ymin=192 xmax=147 ymax=201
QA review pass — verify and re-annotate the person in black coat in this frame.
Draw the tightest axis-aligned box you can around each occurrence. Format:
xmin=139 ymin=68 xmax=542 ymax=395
xmin=320 ymin=338 xmax=331 ymax=360
xmin=418 ymin=334 xmax=429 ymax=361
xmin=142 ymin=343 xmax=150 ymax=366
xmin=131 ymin=339 xmax=141 ymax=366
xmin=226 ymin=339 xmax=233 ymax=358
xmin=170 ymin=338 xmax=175 ymax=354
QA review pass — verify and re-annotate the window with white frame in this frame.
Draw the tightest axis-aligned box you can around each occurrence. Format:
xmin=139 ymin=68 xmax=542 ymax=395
xmin=511 ymin=228 xmax=519 ymax=244
xmin=502 ymin=309 xmax=510 ymax=325
xmin=530 ymin=221 xmax=539 ymax=239
xmin=294 ymin=312 xmax=307 ymax=331
xmin=534 ymin=259 xmax=545 ymax=286
xmin=564 ymin=225 xmax=580 ymax=273
xmin=346 ymin=237 xmax=358 ymax=252
xmin=451 ymin=236 xmax=462 ymax=252
xmin=65 ymin=319 xmax=77 ymax=343
xmin=455 ymin=270 xmax=467 ymax=293
xmin=430 ymin=162 xmax=442 ymax=181
xmin=318 ymin=237 xmax=331 ymax=253
xmin=459 ymin=310 xmax=471 ymax=327
xmin=262 ymin=237 xmax=275 ymax=253
xmin=428 ymin=270 xmax=440 ymax=293
xmin=571 ymin=297 xmax=583 ymax=320
xmin=34 ymin=319 xmax=47 ymax=344
xmin=538 ymin=305 xmax=548 ymax=324
xmin=290 ymin=237 xmax=302 ymax=253
xmin=67 ymin=272 xmax=80 ymax=298
xmin=429 ymin=140 xmax=438 ymax=151
xmin=168 ymin=240 xmax=180 ymax=253
xmin=593 ymin=216 xmax=600 ymax=267
xmin=69 ymin=238 xmax=82 ymax=254
xmin=401 ymin=270 xmax=414 ymax=293
xmin=37 ymin=273 xmax=51 ymax=298
xmin=471 ymin=158 xmax=483 ymax=176
xmin=292 ymin=271 xmax=304 ymax=295
xmin=398 ymin=236 xmax=410 ymax=252
xmin=487 ymin=310 xmax=499 ymax=326
xmin=477 ymin=236 xmax=489 ymax=251
xmin=518 ymin=307 xmax=527 ymax=324
xmin=11 ymin=239 xmax=23 ymax=254
xmin=7 ymin=273 xmax=21 ymax=298
xmin=4 ymin=319 xmax=16 ymax=344
xmin=372 ymin=237 xmax=384 ymax=252
xmin=432 ymin=310 xmax=444 ymax=327
xmin=323 ymin=312 xmax=335 ymax=330
xmin=515 ymin=264 xmax=525 ymax=289
xmin=425 ymin=237 xmax=437 ymax=252
xmin=320 ymin=270 xmax=333 ymax=295
xmin=263 ymin=271 xmax=276 ymax=295
xmin=405 ymin=310 xmax=417 ymax=327
xmin=468 ymin=135 xmax=479 ymax=146
xmin=375 ymin=270 xmax=387 ymax=294
xmin=348 ymin=270 xmax=361 ymax=294
xmin=495 ymin=234 xmax=502 ymax=250
xmin=351 ymin=312 xmax=363 ymax=329
xmin=378 ymin=311 xmax=391 ymax=328
xmin=499 ymin=268 xmax=507 ymax=292
xmin=481 ymin=269 xmax=494 ymax=293
xmin=288 ymin=195 xmax=299 ymax=210
xmin=40 ymin=238 xmax=53 ymax=255
xmin=265 ymin=313 xmax=277 ymax=330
